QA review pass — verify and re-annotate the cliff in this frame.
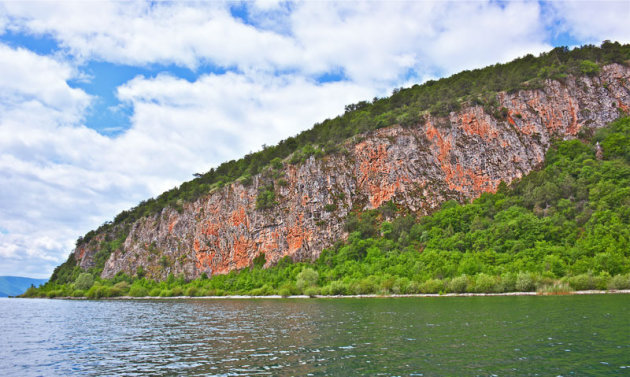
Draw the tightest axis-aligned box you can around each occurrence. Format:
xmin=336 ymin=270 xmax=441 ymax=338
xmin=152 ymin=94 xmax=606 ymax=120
xmin=74 ymin=63 xmax=630 ymax=280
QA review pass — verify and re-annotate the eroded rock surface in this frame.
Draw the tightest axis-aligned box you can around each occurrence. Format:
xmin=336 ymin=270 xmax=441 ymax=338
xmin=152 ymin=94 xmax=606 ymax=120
xmin=75 ymin=64 xmax=630 ymax=280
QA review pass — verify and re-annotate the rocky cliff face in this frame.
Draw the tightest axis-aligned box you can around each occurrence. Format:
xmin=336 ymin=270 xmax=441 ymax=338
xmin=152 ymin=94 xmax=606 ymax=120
xmin=75 ymin=64 xmax=630 ymax=280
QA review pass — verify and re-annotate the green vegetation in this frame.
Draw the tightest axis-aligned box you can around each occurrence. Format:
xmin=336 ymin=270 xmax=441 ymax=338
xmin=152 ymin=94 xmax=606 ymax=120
xmin=24 ymin=117 xmax=630 ymax=298
xmin=78 ymin=42 xmax=630 ymax=255
xmin=256 ymin=184 xmax=277 ymax=210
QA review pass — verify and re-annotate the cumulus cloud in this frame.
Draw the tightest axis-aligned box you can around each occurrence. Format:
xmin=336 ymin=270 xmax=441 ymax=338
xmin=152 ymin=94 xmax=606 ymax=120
xmin=0 ymin=43 xmax=142 ymax=277
xmin=114 ymin=71 xmax=374 ymax=193
xmin=0 ymin=0 xmax=627 ymax=277
xmin=550 ymin=1 xmax=630 ymax=44
xmin=2 ymin=1 xmax=554 ymax=86
xmin=2 ymin=1 xmax=299 ymax=70
xmin=0 ymin=41 xmax=373 ymax=277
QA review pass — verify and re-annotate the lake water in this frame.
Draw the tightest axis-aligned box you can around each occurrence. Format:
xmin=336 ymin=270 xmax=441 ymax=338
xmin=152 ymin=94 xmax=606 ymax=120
xmin=1 ymin=295 xmax=629 ymax=376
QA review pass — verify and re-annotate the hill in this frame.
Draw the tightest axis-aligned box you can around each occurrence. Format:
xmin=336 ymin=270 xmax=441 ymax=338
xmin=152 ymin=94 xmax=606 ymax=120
xmin=24 ymin=116 xmax=630 ymax=297
xmin=1 ymin=276 xmax=48 ymax=297
xmin=36 ymin=42 xmax=630 ymax=292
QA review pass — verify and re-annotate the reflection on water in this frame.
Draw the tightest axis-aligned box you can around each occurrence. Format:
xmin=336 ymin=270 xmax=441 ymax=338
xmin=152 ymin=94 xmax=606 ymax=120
xmin=1 ymin=295 xmax=629 ymax=376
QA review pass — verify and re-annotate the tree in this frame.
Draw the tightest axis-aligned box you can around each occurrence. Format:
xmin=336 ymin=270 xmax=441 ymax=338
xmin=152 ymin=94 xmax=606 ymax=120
xmin=74 ymin=273 xmax=94 ymax=291
xmin=296 ymin=268 xmax=319 ymax=291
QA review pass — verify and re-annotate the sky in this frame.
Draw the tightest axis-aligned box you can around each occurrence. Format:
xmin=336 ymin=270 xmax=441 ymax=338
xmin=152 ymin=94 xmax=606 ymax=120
xmin=0 ymin=1 xmax=628 ymax=279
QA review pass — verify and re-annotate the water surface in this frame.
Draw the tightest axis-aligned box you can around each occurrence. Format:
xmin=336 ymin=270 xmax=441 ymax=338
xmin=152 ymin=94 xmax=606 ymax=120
xmin=1 ymin=295 xmax=629 ymax=376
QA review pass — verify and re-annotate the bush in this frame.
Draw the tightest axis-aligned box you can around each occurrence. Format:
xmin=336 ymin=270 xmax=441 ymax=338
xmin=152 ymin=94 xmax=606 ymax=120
xmin=113 ymin=281 xmax=130 ymax=294
xmin=608 ymin=274 xmax=630 ymax=290
xmin=72 ymin=289 xmax=85 ymax=297
xmin=129 ymin=286 xmax=148 ymax=297
xmin=420 ymin=279 xmax=444 ymax=294
xmin=516 ymin=272 xmax=536 ymax=292
xmin=567 ymin=274 xmax=596 ymax=291
xmin=304 ymin=287 xmax=320 ymax=297
xmin=171 ymin=287 xmax=183 ymax=296
xmin=185 ymin=287 xmax=199 ymax=297
xmin=250 ymin=284 xmax=274 ymax=296
xmin=86 ymin=285 xmax=109 ymax=299
xmin=448 ymin=276 xmax=468 ymax=293
xmin=107 ymin=286 xmax=124 ymax=297
xmin=473 ymin=274 xmax=498 ymax=293
xmin=74 ymin=273 xmax=94 ymax=291
xmin=256 ymin=185 xmax=276 ymax=210
xmin=406 ymin=281 xmax=420 ymax=294
xmin=353 ymin=277 xmax=377 ymax=294
xmin=296 ymin=268 xmax=319 ymax=291
xmin=328 ymin=280 xmax=347 ymax=295
xmin=324 ymin=204 xmax=337 ymax=212
xmin=580 ymin=60 xmax=600 ymax=76
xmin=537 ymin=282 xmax=573 ymax=295
xmin=149 ymin=288 xmax=162 ymax=296
xmin=497 ymin=273 xmax=517 ymax=292
xmin=160 ymin=289 xmax=173 ymax=297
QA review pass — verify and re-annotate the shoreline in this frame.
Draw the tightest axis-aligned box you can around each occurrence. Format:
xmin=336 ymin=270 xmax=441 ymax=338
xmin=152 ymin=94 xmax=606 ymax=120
xmin=27 ymin=289 xmax=630 ymax=300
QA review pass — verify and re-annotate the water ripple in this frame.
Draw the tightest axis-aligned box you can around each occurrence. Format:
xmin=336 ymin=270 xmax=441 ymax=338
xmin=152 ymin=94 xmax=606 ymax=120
xmin=1 ymin=296 xmax=629 ymax=376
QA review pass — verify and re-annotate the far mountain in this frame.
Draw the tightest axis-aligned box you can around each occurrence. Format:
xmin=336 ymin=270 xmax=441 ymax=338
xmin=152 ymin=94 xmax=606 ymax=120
xmin=0 ymin=276 xmax=48 ymax=297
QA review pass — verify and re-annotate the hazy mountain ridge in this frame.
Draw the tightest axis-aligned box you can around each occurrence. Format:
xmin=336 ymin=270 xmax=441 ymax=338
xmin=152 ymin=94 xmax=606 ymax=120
xmin=0 ymin=276 xmax=48 ymax=297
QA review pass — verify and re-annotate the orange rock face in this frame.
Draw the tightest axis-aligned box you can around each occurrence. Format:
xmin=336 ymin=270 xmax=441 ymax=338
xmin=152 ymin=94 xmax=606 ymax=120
xmin=73 ymin=64 xmax=630 ymax=280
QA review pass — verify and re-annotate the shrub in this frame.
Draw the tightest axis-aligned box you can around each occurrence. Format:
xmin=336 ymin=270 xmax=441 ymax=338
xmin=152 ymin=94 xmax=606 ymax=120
xmin=129 ymin=286 xmax=148 ymax=297
xmin=328 ymin=280 xmax=347 ymax=295
xmin=107 ymin=286 xmax=124 ymax=297
xmin=473 ymin=273 xmax=498 ymax=293
xmin=406 ymin=281 xmax=420 ymax=294
xmin=278 ymin=287 xmax=291 ymax=297
xmin=74 ymin=273 xmax=94 ymax=291
xmin=380 ymin=276 xmax=396 ymax=294
xmin=497 ymin=273 xmax=517 ymax=292
xmin=185 ymin=287 xmax=199 ymax=297
xmin=296 ymin=268 xmax=319 ymax=291
xmin=250 ymin=284 xmax=274 ymax=296
xmin=537 ymin=282 xmax=573 ymax=295
xmin=171 ymin=287 xmax=183 ymax=296
xmin=420 ymin=279 xmax=444 ymax=294
xmin=324 ymin=204 xmax=337 ymax=212
xmin=304 ymin=287 xmax=319 ymax=297
xmin=567 ymin=274 xmax=596 ymax=291
xmin=113 ymin=281 xmax=130 ymax=294
xmin=580 ymin=60 xmax=600 ymax=76
xmin=256 ymin=185 xmax=276 ymax=210
xmin=86 ymin=285 xmax=109 ymax=299
xmin=72 ymin=289 xmax=85 ymax=297
xmin=608 ymin=274 xmax=630 ymax=290
xmin=516 ymin=272 xmax=536 ymax=292
xmin=149 ymin=288 xmax=162 ymax=297
xmin=448 ymin=276 xmax=468 ymax=293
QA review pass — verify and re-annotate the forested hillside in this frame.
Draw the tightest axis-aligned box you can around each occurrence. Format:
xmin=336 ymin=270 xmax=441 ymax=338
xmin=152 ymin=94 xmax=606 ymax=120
xmin=25 ymin=116 xmax=630 ymax=297
xmin=80 ymin=42 xmax=630 ymax=244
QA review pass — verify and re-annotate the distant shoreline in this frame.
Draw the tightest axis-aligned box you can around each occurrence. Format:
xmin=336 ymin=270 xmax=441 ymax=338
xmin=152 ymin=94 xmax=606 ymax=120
xmin=18 ymin=289 xmax=630 ymax=300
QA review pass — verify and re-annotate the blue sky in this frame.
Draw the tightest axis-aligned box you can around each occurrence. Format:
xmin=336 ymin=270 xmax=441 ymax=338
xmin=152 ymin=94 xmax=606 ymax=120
xmin=0 ymin=0 xmax=628 ymax=278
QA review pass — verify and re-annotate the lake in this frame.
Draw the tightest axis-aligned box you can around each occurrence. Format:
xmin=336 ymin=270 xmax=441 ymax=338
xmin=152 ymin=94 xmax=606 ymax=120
xmin=1 ymin=295 xmax=629 ymax=376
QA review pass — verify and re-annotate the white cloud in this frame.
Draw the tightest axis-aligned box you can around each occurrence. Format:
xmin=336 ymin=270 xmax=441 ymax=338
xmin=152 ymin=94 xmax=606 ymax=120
xmin=3 ymin=1 xmax=299 ymax=70
xmin=0 ymin=41 xmax=374 ymax=277
xmin=550 ymin=1 xmax=630 ymax=44
xmin=114 ymin=71 xmax=374 ymax=194
xmin=0 ymin=0 xmax=627 ymax=277
xmin=0 ymin=44 xmax=145 ymax=276
xmin=1 ymin=1 xmax=555 ymax=86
